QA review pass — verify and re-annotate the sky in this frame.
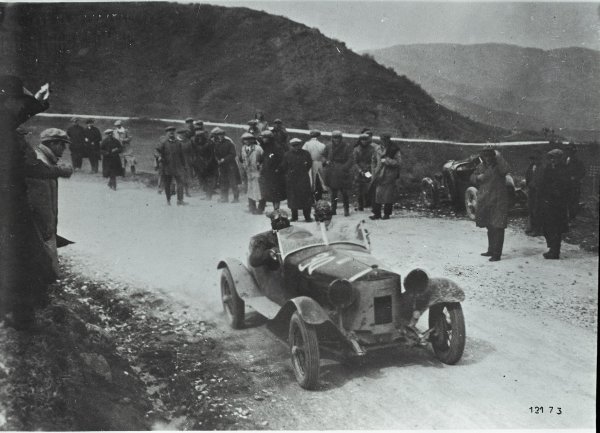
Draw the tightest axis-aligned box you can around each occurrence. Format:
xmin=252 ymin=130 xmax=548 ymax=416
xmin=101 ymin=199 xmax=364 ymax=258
xmin=205 ymin=1 xmax=600 ymax=51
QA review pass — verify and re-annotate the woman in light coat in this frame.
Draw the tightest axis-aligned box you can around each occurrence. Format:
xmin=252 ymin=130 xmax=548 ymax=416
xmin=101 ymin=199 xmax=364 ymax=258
xmin=240 ymin=132 xmax=264 ymax=214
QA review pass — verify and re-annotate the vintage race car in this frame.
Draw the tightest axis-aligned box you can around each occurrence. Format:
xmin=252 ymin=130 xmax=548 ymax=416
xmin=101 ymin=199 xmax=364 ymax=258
xmin=421 ymin=155 xmax=527 ymax=220
xmin=217 ymin=220 xmax=466 ymax=389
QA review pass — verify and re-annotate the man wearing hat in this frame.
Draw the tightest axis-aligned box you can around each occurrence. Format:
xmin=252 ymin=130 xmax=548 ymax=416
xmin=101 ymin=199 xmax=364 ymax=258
xmin=184 ymin=117 xmax=196 ymax=139
xmin=156 ymin=126 xmax=187 ymax=205
xmin=240 ymin=132 xmax=264 ymax=213
xmin=272 ymin=118 xmax=289 ymax=151
xmin=370 ymin=133 xmax=401 ymax=220
xmin=67 ymin=117 xmax=86 ymax=170
xmin=83 ymin=118 xmax=102 ymax=174
xmin=255 ymin=110 xmax=269 ymax=132
xmin=248 ymin=209 xmax=290 ymax=270
xmin=539 ymin=149 xmax=570 ymax=259
xmin=113 ymin=120 xmax=135 ymax=176
xmin=524 ymin=150 xmax=543 ymax=236
xmin=212 ymin=127 xmax=241 ymax=203
xmin=281 ymin=138 xmax=313 ymax=222
xmin=101 ymin=128 xmax=123 ymax=190
xmin=565 ymin=143 xmax=585 ymax=220
xmin=192 ymin=123 xmax=217 ymax=200
xmin=354 ymin=133 xmax=375 ymax=211
xmin=324 ymin=131 xmax=353 ymax=216
xmin=258 ymin=129 xmax=286 ymax=211
xmin=469 ymin=147 xmax=510 ymax=261
xmin=177 ymin=127 xmax=194 ymax=198
xmin=247 ymin=119 xmax=261 ymax=138
xmin=302 ymin=129 xmax=327 ymax=201
xmin=26 ymin=128 xmax=73 ymax=275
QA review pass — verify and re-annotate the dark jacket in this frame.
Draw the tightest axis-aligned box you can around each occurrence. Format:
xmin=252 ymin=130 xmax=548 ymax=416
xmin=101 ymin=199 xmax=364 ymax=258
xmin=248 ymin=230 xmax=279 ymax=269
xmin=539 ymin=163 xmax=570 ymax=234
xmin=371 ymin=142 xmax=402 ymax=204
xmin=156 ymin=136 xmax=186 ymax=178
xmin=258 ymin=140 xmax=286 ymax=202
xmin=272 ymin=126 xmax=289 ymax=152
xmin=214 ymin=136 xmax=242 ymax=185
xmin=83 ymin=125 xmax=102 ymax=159
xmin=67 ymin=124 xmax=86 ymax=154
xmin=470 ymin=154 xmax=510 ymax=229
xmin=281 ymin=148 xmax=313 ymax=209
xmin=325 ymin=140 xmax=353 ymax=190
xmin=353 ymin=144 xmax=375 ymax=183
xmin=101 ymin=136 xmax=123 ymax=178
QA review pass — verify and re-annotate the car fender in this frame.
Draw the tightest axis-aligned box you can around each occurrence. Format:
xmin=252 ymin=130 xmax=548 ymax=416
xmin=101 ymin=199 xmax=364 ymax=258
xmin=427 ymin=277 xmax=465 ymax=306
xmin=274 ymin=296 xmax=331 ymax=326
xmin=217 ymin=258 xmax=261 ymax=299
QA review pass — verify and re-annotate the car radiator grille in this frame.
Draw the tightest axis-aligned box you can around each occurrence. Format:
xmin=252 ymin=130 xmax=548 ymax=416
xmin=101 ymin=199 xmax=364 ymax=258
xmin=374 ymin=295 xmax=393 ymax=324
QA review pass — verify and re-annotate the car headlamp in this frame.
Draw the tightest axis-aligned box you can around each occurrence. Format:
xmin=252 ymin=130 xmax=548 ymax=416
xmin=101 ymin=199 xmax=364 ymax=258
xmin=403 ymin=268 xmax=429 ymax=292
xmin=328 ymin=279 xmax=356 ymax=308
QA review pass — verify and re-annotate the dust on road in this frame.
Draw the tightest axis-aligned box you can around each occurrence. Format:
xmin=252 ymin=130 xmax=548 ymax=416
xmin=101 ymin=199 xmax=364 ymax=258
xmin=58 ymin=174 xmax=597 ymax=429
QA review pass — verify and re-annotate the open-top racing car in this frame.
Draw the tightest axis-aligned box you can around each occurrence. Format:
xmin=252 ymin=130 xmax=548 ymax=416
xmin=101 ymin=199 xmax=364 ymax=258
xmin=217 ymin=220 xmax=466 ymax=389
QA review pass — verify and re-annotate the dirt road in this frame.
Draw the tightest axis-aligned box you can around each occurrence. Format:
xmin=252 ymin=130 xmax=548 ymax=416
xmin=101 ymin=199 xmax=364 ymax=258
xmin=57 ymin=174 xmax=597 ymax=429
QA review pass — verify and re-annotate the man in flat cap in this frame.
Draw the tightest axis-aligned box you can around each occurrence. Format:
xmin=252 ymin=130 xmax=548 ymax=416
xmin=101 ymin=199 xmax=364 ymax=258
xmin=281 ymin=138 xmax=313 ymax=222
xmin=258 ymin=129 xmax=286 ymax=211
xmin=302 ymin=129 xmax=327 ymax=201
xmin=113 ymin=120 xmax=135 ymax=176
xmin=272 ymin=118 xmax=289 ymax=152
xmin=564 ymin=143 xmax=585 ymax=220
xmin=324 ymin=131 xmax=353 ymax=216
xmin=370 ymin=133 xmax=401 ymax=221
xmin=185 ymin=117 xmax=195 ymax=139
xmin=26 ymin=128 xmax=73 ymax=275
xmin=240 ymin=132 xmax=263 ymax=214
xmin=83 ymin=118 xmax=102 ymax=174
xmin=101 ymin=128 xmax=123 ymax=190
xmin=191 ymin=122 xmax=217 ymax=199
xmin=538 ymin=149 xmax=570 ymax=259
xmin=67 ymin=117 xmax=86 ymax=171
xmin=177 ymin=127 xmax=194 ymax=198
xmin=212 ymin=127 xmax=241 ymax=203
xmin=156 ymin=126 xmax=187 ymax=205
xmin=354 ymin=133 xmax=375 ymax=211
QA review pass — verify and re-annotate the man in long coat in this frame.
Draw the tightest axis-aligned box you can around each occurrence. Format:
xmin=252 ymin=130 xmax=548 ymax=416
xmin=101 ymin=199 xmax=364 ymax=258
xmin=564 ymin=143 xmax=585 ymax=220
xmin=191 ymin=123 xmax=217 ymax=199
xmin=272 ymin=118 xmax=289 ymax=152
xmin=177 ymin=128 xmax=194 ymax=198
xmin=212 ymin=127 xmax=241 ymax=203
xmin=353 ymin=133 xmax=375 ymax=211
xmin=470 ymin=147 xmax=510 ymax=261
xmin=369 ymin=133 xmax=401 ymax=220
xmin=1 ymin=75 xmax=56 ymax=329
xmin=324 ymin=130 xmax=353 ymax=216
xmin=83 ymin=118 xmax=102 ymax=173
xmin=539 ymin=149 xmax=570 ymax=259
xmin=524 ymin=151 xmax=543 ymax=236
xmin=281 ymin=138 xmax=313 ymax=222
xmin=258 ymin=130 xmax=286 ymax=211
xmin=67 ymin=117 xmax=86 ymax=170
xmin=101 ymin=128 xmax=123 ymax=191
xmin=156 ymin=126 xmax=187 ymax=205
xmin=240 ymin=132 xmax=263 ymax=214
xmin=302 ymin=129 xmax=327 ymax=201
xmin=113 ymin=120 xmax=135 ymax=176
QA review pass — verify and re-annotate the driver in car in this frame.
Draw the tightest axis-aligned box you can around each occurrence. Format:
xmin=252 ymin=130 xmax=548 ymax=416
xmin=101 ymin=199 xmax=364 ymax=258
xmin=248 ymin=209 xmax=290 ymax=270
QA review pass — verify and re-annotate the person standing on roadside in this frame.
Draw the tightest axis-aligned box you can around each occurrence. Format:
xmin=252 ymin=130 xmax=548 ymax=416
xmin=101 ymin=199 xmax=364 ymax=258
xmin=324 ymin=130 xmax=353 ymax=216
xmin=113 ymin=120 xmax=135 ymax=176
xmin=564 ymin=143 xmax=585 ymax=221
xmin=156 ymin=126 xmax=187 ymax=205
xmin=193 ymin=123 xmax=217 ymax=200
xmin=255 ymin=110 xmax=269 ymax=132
xmin=247 ymin=119 xmax=261 ymax=139
xmin=177 ymin=127 xmax=194 ymax=198
xmin=66 ymin=117 xmax=85 ymax=171
xmin=302 ymin=129 xmax=327 ymax=201
xmin=470 ymin=147 xmax=510 ymax=262
xmin=281 ymin=138 xmax=313 ymax=222
xmin=539 ymin=149 xmax=570 ymax=259
xmin=83 ymin=118 xmax=102 ymax=174
xmin=101 ymin=128 xmax=123 ymax=191
xmin=524 ymin=151 xmax=543 ymax=236
xmin=240 ymin=132 xmax=263 ymax=214
xmin=184 ymin=117 xmax=196 ymax=139
xmin=258 ymin=129 xmax=286 ymax=211
xmin=212 ymin=127 xmax=241 ymax=203
xmin=354 ymin=133 xmax=375 ymax=211
xmin=369 ymin=133 xmax=401 ymax=220
xmin=272 ymin=118 xmax=289 ymax=152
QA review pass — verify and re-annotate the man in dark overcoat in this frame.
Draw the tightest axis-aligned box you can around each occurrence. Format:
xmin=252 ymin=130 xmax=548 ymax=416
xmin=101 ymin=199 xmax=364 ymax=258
xmin=258 ymin=129 xmax=286 ymax=211
xmin=101 ymin=128 xmax=123 ymax=190
xmin=539 ymin=149 xmax=570 ymax=259
xmin=83 ymin=118 xmax=102 ymax=173
xmin=67 ymin=117 xmax=86 ymax=170
xmin=353 ymin=133 xmax=375 ymax=211
xmin=564 ymin=143 xmax=585 ymax=220
xmin=524 ymin=151 xmax=543 ymax=236
xmin=212 ymin=127 xmax=241 ymax=203
xmin=177 ymin=128 xmax=194 ymax=198
xmin=470 ymin=147 xmax=510 ymax=261
xmin=324 ymin=130 xmax=353 ymax=216
xmin=272 ymin=118 xmax=289 ymax=152
xmin=192 ymin=123 xmax=217 ymax=199
xmin=281 ymin=138 xmax=313 ymax=222
xmin=156 ymin=126 xmax=186 ymax=205
xmin=369 ymin=133 xmax=401 ymax=220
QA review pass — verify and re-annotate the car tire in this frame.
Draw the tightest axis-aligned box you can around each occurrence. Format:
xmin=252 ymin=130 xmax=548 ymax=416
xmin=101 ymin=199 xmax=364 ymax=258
xmin=288 ymin=311 xmax=320 ymax=390
xmin=429 ymin=302 xmax=466 ymax=365
xmin=464 ymin=187 xmax=478 ymax=220
xmin=220 ymin=267 xmax=245 ymax=329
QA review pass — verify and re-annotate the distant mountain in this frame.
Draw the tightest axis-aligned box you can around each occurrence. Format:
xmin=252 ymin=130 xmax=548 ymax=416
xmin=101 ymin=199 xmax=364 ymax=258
xmin=366 ymin=43 xmax=600 ymax=139
xmin=1 ymin=3 xmax=513 ymax=141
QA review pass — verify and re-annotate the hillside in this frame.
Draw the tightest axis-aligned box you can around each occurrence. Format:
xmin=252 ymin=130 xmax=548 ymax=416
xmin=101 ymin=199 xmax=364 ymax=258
xmin=1 ymin=3 xmax=509 ymax=141
xmin=367 ymin=43 xmax=600 ymax=139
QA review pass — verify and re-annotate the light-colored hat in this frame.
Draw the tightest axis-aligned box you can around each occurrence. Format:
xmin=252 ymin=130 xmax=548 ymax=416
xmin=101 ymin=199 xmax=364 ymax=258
xmin=241 ymin=132 xmax=254 ymax=140
xmin=331 ymin=130 xmax=343 ymax=137
xmin=114 ymin=120 xmax=122 ymax=127
xmin=165 ymin=126 xmax=176 ymax=132
xmin=273 ymin=118 xmax=282 ymax=124
xmin=290 ymin=138 xmax=303 ymax=146
xmin=185 ymin=117 xmax=194 ymax=123
xmin=248 ymin=119 xmax=258 ymax=125
xmin=261 ymin=130 xmax=274 ymax=138
xmin=40 ymin=128 xmax=71 ymax=144
xmin=547 ymin=148 xmax=564 ymax=158
xmin=104 ymin=129 xmax=114 ymax=135
xmin=211 ymin=127 xmax=225 ymax=135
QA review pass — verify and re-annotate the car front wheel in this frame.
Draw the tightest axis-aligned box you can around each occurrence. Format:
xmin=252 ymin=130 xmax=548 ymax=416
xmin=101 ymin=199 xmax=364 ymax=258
xmin=428 ymin=303 xmax=466 ymax=365
xmin=464 ymin=187 xmax=478 ymax=220
xmin=289 ymin=311 xmax=320 ymax=390
xmin=220 ymin=267 xmax=245 ymax=329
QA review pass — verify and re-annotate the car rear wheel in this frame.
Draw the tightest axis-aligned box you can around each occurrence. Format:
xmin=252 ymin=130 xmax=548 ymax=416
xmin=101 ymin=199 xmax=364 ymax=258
xmin=464 ymin=187 xmax=478 ymax=220
xmin=429 ymin=303 xmax=466 ymax=364
xmin=220 ymin=267 xmax=245 ymax=329
xmin=289 ymin=311 xmax=320 ymax=390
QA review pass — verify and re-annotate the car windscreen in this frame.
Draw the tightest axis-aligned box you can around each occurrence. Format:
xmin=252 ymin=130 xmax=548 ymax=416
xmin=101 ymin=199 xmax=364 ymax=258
xmin=278 ymin=221 xmax=369 ymax=258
